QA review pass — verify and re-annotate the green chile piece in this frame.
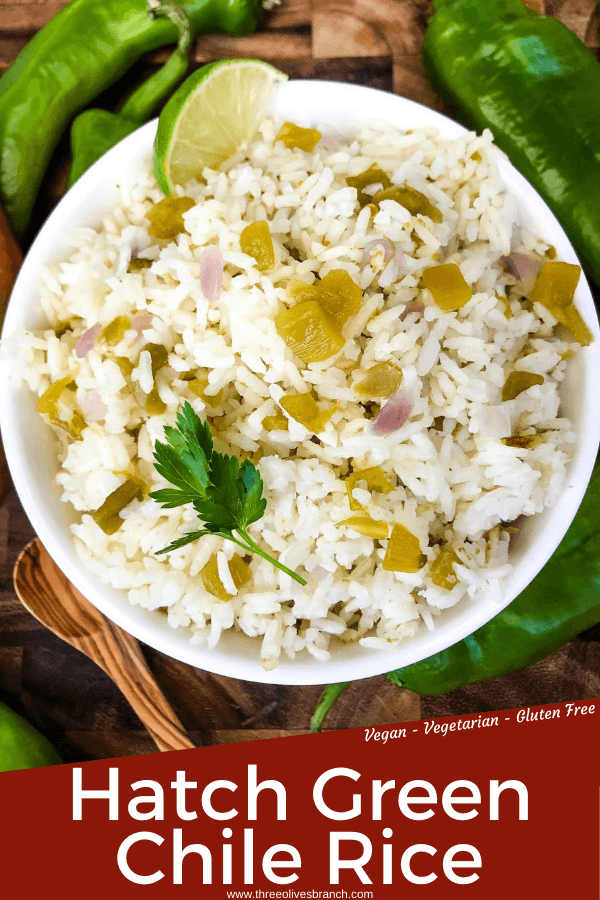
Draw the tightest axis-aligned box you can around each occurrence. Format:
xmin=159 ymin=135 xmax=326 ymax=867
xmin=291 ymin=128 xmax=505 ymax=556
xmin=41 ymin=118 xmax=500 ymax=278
xmin=92 ymin=478 xmax=145 ymax=535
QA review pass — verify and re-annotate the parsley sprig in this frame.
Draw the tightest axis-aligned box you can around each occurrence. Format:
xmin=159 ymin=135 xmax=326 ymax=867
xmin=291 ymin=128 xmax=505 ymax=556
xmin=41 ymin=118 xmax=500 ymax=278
xmin=150 ymin=402 xmax=307 ymax=586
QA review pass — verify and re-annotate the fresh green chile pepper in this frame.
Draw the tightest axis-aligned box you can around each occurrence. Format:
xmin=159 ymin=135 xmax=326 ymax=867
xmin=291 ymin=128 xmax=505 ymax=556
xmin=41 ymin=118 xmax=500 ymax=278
xmin=312 ymin=464 xmax=600 ymax=731
xmin=0 ymin=700 xmax=61 ymax=772
xmin=68 ymin=1 xmax=193 ymax=187
xmin=0 ymin=0 xmax=269 ymax=237
xmin=422 ymin=0 xmax=600 ymax=287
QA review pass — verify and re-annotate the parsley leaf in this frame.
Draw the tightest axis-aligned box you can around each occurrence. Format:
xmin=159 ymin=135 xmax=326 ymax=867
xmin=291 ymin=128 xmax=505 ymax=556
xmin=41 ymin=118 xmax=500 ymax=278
xmin=149 ymin=402 xmax=306 ymax=586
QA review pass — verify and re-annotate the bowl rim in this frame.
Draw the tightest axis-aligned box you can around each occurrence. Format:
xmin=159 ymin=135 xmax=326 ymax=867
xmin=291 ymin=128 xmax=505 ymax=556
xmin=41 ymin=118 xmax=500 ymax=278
xmin=2 ymin=79 xmax=600 ymax=686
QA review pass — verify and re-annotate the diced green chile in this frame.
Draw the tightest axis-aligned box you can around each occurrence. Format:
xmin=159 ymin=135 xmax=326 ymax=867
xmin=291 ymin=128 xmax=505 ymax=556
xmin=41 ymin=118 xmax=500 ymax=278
xmin=68 ymin=2 xmax=193 ymax=187
xmin=92 ymin=479 xmax=145 ymax=535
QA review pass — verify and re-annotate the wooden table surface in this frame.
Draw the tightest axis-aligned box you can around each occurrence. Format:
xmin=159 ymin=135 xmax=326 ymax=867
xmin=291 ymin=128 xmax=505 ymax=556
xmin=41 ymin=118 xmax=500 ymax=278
xmin=1 ymin=0 xmax=600 ymax=762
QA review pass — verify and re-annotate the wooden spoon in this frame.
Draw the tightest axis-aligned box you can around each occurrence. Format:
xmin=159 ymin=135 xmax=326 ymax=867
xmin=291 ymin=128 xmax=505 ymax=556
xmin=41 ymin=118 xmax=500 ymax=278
xmin=13 ymin=538 xmax=196 ymax=752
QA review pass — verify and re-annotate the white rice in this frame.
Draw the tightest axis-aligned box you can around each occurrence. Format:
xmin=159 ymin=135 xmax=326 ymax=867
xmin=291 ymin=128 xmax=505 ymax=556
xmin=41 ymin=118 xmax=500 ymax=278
xmin=12 ymin=117 xmax=583 ymax=669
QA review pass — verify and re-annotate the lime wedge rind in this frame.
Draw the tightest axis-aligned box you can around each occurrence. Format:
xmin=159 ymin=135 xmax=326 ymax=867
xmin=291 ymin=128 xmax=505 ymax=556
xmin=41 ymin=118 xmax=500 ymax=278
xmin=154 ymin=59 xmax=288 ymax=194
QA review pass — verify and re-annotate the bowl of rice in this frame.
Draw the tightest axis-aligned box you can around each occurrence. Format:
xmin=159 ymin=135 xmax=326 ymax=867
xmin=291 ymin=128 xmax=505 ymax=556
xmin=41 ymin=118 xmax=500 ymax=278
xmin=2 ymin=80 xmax=599 ymax=685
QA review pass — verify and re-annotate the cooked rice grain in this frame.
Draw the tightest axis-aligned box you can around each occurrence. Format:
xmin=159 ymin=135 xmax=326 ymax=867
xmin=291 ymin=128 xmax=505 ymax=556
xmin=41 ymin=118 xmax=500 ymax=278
xmin=13 ymin=118 xmax=581 ymax=668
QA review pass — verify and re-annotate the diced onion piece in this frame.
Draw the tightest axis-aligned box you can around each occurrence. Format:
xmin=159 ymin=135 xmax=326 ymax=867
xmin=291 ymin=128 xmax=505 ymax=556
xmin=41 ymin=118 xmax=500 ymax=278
xmin=383 ymin=523 xmax=423 ymax=573
xmin=132 ymin=314 xmax=153 ymax=338
xmin=361 ymin=238 xmax=395 ymax=269
xmin=81 ymin=391 xmax=108 ymax=421
xmin=318 ymin=134 xmax=339 ymax=152
xmin=400 ymin=299 xmax=425 ymax=321
xmin=361 ymin=240 xmax=408 ymax=286
xmin=338 ymin=516 xmax=389 ymax=539
xmin=201 ymin=245 xmax=224 ymax=302
xmin=500 ymin=253 xmax=541 ymax=296
xmin=372 ymin=390 xmax=413 ymax=434
xmin=391 ymin=248 xmax=408 ymax=279
xmin=75 ymin=324 xmax=101 ymax=358
xmin=421 ymin=263 xmax=471 ymax=311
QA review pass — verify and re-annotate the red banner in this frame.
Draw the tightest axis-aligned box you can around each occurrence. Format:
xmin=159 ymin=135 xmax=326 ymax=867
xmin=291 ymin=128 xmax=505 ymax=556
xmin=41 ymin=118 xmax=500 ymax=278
xmin=1 ymin=699 xmax=598 ymax=897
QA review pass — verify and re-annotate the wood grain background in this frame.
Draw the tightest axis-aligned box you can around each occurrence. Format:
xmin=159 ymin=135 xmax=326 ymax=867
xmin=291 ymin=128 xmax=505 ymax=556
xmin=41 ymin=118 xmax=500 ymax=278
xmin=0 ymin=0 xmax=599 ymax=762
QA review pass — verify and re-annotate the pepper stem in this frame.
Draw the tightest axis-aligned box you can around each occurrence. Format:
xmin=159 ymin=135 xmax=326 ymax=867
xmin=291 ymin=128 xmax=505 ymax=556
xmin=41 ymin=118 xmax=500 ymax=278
xmin=120 ymin=1 xmax=193 ymax=124
xmin=311 ymin=683 xmax=351 ymax=732
xmin=386 ymin=671 xmax=404 ymax=689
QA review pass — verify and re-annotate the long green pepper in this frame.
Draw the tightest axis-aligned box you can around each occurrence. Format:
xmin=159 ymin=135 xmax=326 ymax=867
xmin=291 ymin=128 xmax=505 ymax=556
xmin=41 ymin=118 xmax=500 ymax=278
xmin=312 ymin=464 xmax=600 ymax=731
xmin=0 ymin=0 xmax=269 ymax=237
xmin=67 ymin=1 xmax=193 ymax=187
xmin=423 ymin=0 xmax=600 ymax=287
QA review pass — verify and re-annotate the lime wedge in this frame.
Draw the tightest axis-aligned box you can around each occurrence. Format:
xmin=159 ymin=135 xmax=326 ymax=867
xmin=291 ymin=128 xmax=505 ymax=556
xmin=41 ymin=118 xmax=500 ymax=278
xmin=154 ymin=58 xmax=288 ymax=194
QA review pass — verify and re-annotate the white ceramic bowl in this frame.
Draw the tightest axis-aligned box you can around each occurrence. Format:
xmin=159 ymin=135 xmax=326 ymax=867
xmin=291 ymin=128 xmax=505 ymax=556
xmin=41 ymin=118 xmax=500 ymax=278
xmin=2 ymin=80 xmax=600 ymax=685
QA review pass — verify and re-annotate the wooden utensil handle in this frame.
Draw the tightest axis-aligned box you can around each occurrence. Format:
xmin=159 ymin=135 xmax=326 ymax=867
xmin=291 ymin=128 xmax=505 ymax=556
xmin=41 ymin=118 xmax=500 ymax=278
xmin=14 ymin=539 xmax=198 ymax=752
xmin=84 ymin=623 xmax=197 ymax=752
